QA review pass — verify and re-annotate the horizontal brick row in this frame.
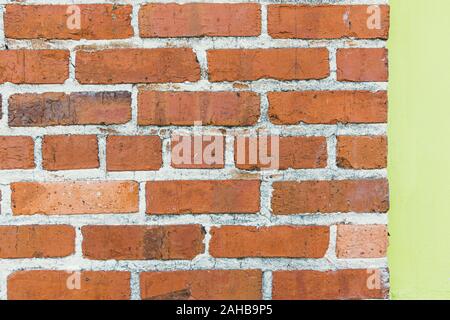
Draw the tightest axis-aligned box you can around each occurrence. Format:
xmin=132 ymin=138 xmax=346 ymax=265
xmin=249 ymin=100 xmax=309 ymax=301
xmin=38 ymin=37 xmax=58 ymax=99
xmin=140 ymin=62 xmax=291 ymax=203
xmin=6 ymin=90 xmax=387 ymax=126
xmin=4 ymin=4 xmax=389 ymax=40
xmin=0 ymin=48 xmax=387 ymax=84
xmin=6 ymin=269 xmax=388 ymax=300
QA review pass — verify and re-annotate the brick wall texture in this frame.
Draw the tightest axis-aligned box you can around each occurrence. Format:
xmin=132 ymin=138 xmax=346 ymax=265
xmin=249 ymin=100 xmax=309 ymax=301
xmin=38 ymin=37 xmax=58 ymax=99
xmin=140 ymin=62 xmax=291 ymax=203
xmin=0 ymin=0 xmax=389 ymax=300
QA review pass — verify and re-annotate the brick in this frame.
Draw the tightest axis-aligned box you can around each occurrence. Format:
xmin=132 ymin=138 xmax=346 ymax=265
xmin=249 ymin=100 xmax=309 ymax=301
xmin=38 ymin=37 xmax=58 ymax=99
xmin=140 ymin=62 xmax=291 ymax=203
xmin=5 ymin=4 xmax=132 ymax=40
xmin=8 ymin=271 xmax=130 ymax=300
xmin=209 ymin=226 xmax=329 ymax=258
xmin=172 ymin=135 xmax=225 ymax=169
xmin=82 ymin=225 xmax=205 ymax=260
xmin=0 ymin=50 xmax=68 ymax=84
xmin=337 ymin=225 xmax=388 ymax=258
xmin=337 ymin=136 xmax=387 ymax=169
xmin=272 ymin=179 xmax=389 ymax=214
xmin=0 ymin=136 xmax=35 ymax=169
xmin=208 ymin=48 xmax=329 ymax=82
xmin=272 ymin=269 xmax=387 ymax=300
xmin=268 ymin=5 xmax=389 ymax=39
xmin=268 ymin=91 xmax=387 ymax=125
xmin=9 ymin=92 xmax=131 ymax=127
xmin=139 ymin=3 xmax=260 ymax=38
xmin=42 ymin=135 xmax=99 ymax=171
xmin=140 ymin=270 xmax=262 ymax=300
xmin=146 ymin=180 xmax=260 ymax=214
xmin=138 ymin=91 xmax=260 ymax=126
xmin=76 ymin=49 xmax=200 ymax=84
xmin=235 ymin=136 xmax=327 ymax=170
xmin=0 ymin=225 xmax=74 ymax=258
xmin=107 ymin=136 xmax=162 ymax=171
xmin=337 ymin=48 xmax=388 ymax=82
xmin=11 ymin=181 xmax=139 ymax=215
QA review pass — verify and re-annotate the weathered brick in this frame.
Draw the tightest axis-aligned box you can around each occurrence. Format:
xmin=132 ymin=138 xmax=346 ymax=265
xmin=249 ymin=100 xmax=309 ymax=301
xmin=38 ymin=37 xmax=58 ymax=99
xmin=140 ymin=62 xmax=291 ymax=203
xmin=273 ymin=269 xmax=387 ymax=299
xmin=268 ymin=91 xmax=387 ymax=125
xmin=208 ymin=48 xmax=329 ymax=82
xmin=5 ymin=4 xmax=133 ymax=40
xmin=76 ymin=49 xmax=200 ymax=84
xmin=209 ymin=226 xmax=329 ymax=258
xmin=140 ymin=270 xmax=262 ymax=300
xmin=82 ymin=225 xmax=205 ymax=260
xmin=8 ymin=271 xmax=130 ymax=300
xmin=172 ymin=135 xmax=225 ymax=169
xmin=268 ymin=5 xmax=389 ymax=39
xmin=337 ymin=224 xmax=388 ymax=258
xmin=0 ymin=225 xmax=75 ymax=258
xmin=0 ymin=136 xmax=35 ymax=169
xmin=139 ymin=3 xmax=260 ymax=37
xmin=146 ymin=180 xmax=260 ymax=214
xmin=8 ymin=92 xmax=131 ymax=127
xmin=337 ymin=48 xmax=388 ymax=82
xmin=0 ymin=50 xmax=68 ymax=84
xmin=11 ymin=181 xmax=139 ymax=215
xmin=42 ymin=135 xmax=99 ymax=171
xmin=337 ymin=136 xmax=388 ymax=169
xmin=235 ymin=136 xmax=327 ymax=170
xmin=272 ymin=179 xmax=389 ymax=214
xmin=107 ymin=136 xmax=162 ymax=171
xmin=138 ymin=91 xmax=260 ymax=126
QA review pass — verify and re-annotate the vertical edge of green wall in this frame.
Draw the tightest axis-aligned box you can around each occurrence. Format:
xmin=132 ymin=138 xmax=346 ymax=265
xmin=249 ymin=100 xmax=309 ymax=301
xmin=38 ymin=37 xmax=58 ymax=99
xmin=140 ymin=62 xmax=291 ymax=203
xmin=389 ymin=0 xmax=450 ymax=299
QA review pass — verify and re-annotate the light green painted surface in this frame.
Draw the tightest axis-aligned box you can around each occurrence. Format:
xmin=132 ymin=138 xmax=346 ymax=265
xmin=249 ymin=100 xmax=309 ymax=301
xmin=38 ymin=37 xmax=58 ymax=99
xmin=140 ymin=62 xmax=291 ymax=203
xmin=389 ymin=0 xmax=450 ymax=299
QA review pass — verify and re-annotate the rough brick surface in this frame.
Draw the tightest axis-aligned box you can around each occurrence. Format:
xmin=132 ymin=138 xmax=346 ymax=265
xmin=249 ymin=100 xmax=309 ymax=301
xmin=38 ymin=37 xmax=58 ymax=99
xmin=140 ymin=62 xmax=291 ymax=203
xmin=8 ymin=271 xmax=130 ymax=300
xmin=0 ymin=225 xmax=75 ymax=258
xmin=0 ymin=1 xmax=389 ymax=300
xmin=11 ymin=181 xmax=139 ymax=215
xmin=139 ymin=4 xmax=260 ymax=38
xmin=5 ymin=4 xmax=133 ymax=40
xmin=209 ymin=226 xmax=329 ymax=258
xmin=82 ymin=225 xmax=205 ymax=260
xmin=0 ymin=136 xmax=35 ymax=169
xmin=141 ymin=270 xmax=262 ymax=300
xmin=76 ymin=49 xmax=200 ymax=84
xmin=272 ymin=269 xmax=388 ymax=300
xmin=42 ymin=135 xmax=99 ymax=170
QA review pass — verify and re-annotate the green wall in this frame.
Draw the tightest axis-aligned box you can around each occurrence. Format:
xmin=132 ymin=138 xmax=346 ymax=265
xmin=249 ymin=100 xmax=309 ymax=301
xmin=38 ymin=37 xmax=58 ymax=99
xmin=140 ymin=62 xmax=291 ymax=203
xmin=389 ymin=0 xmax=450 ymax=299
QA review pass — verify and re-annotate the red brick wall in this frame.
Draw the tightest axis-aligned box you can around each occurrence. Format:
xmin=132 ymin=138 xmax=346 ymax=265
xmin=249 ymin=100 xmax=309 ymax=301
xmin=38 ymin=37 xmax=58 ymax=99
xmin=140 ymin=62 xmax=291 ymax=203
xmin=0 ymin=1 xmax=389 ymax=300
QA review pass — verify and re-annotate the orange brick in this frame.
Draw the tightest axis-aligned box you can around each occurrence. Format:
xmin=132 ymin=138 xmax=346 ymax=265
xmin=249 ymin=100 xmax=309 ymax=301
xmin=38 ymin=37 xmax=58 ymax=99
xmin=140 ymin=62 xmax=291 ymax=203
xmin=8 ymin=271 xmax=130 ymax=300
xmin=337 ymin=136 xmax=387 ymax=169
xmin=5 ymin=4 xmax=132 ymax=40
xmin=171 ymin=135 xmax=225 ymax=169
xmin=76 ymin=49 xmax=200 ymax=84
xmin=11 ymin=181 xmax=139 ymax=215
xmin=0 ymin=50 xmax=68 ymax=84
xmin=272 ymin=179 xmax=389 ymax=214
xmin=235 ymin=136 xmax=327 ymax=170
xmin=82 ymin=225 xmax=205 ymax=260
xmin=0 ymin=225 xmax=75 ymax=258
xmin=337 ymin=48 xmax=388 ymax=82
xmin=138 ymin=91 xmax=260 ymax=126
xmin=208 ymin=48 xmax=329 ymax=82
xmin=269 ymin=5 xmax=389 ymax=39
xmin=209 ymin=226 xmax=329 ymax=258
xmin=139 ymin=3 xmax=260 ymax=37
xmin=146 ymin=180 xmax=260 ymax=214
xmin=273 ymin=269 xmax=387 ymax=299
xmin=107 ymin=136 xmax=162 ymax=171
xmin=9 ymin=92 xmax=131 ymax=127
xmin=268 ymin=91 xmax=387 ymax=125
xmin=0 ymin=136 xmax=35 ymax=169
xmin=337 ymin=225 xmax=388 ymax=258
xmin=42 ymin=135 xmax=99 ymax=171
xmin=140 ymin=270 xmax=262 ymax=300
